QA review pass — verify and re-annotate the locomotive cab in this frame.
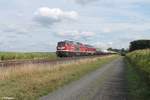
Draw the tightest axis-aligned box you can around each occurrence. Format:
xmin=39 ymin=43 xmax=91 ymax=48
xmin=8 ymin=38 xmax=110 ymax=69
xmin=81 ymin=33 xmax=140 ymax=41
xmin=57 ymin=42 xmax=66 ymax=50
xmin=56 ymin=42 xmax=68 ymax=57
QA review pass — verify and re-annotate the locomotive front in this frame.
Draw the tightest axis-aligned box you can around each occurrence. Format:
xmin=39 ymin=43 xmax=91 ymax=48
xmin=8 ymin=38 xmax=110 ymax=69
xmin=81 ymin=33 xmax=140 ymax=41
xmin=56 ymin=41 xmax=67 ymax=57
xmin=56 ymin=41 xmax=75 ymax=57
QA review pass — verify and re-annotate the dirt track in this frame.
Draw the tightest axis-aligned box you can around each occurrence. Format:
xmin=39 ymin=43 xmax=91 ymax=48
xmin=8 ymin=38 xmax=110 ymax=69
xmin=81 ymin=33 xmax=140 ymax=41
xmin=40 ymin=57 xmax=127 ymax=100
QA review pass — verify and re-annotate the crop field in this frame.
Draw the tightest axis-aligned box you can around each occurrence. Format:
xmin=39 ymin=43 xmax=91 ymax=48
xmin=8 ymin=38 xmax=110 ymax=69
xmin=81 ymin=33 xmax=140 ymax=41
xmin=0 ymin=55 xmax=117 ymax=100
xmin=0 ymin=52 xmax=57 ymax=61
xmin=126 ymin=49 xmax=150 ymax=100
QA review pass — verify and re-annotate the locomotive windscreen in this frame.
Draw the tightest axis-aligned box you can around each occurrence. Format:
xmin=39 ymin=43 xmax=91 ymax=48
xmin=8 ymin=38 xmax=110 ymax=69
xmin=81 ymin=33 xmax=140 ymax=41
xmin=58 ymin=42 xmax=65 ymax=46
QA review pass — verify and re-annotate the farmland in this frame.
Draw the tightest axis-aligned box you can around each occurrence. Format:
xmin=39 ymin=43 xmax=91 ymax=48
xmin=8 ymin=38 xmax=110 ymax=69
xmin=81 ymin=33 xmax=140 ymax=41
xmin=125 ymin=49 xmax=150 ymax=100
xmin=0 ymin=52 xmax=57 ymax=61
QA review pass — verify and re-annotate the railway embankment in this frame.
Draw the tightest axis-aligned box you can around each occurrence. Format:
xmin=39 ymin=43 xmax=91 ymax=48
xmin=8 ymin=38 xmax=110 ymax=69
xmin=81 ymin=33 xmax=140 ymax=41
xmin=0 ymin=55 xmax=117 ymax=100
xmin=0 ymin=52 xmax=110 ymax=67
xmin=125 ymin=49 xmax=150 ymax=100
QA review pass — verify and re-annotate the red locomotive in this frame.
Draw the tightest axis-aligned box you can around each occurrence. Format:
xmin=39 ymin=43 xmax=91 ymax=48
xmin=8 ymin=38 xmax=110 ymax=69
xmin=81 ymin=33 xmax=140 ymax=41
xmin=56 ymin=40 xmax=97 ymax=57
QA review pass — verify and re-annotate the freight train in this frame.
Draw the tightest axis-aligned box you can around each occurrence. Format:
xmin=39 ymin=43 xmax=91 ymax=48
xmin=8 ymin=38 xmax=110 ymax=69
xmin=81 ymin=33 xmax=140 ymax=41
xmin=56 ymin=40 xmax=115 ymax=57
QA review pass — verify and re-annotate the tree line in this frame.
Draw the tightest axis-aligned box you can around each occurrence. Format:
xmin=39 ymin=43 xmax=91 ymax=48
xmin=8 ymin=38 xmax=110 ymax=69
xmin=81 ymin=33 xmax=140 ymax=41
xmin=129 ymin=40 xmax=150 ymax=51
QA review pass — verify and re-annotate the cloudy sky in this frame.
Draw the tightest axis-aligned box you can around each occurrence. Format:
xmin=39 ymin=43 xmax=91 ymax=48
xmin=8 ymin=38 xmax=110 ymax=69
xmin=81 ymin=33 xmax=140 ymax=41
xmin=0 ymin=0 xmax=150 ymax=51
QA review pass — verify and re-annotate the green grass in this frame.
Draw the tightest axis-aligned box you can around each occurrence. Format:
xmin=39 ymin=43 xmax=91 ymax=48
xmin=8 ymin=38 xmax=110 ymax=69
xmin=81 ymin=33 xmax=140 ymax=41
xmin=0 ymin=52 xmax=57 ymax=61
xmin=126 ymin=49 xmax=150 ymax=81
xmin=125 ymin=59 xmax=150 ymax=100
xmin=0 ymin=55 xmax=117 ymax=100
xmin=125 ymin=49 xmax=150 ymax=100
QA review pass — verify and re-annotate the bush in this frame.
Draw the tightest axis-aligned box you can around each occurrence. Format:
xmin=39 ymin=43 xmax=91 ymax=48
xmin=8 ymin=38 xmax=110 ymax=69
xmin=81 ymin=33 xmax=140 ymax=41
xmin=129 ymin=40 xmax=150 ymax=51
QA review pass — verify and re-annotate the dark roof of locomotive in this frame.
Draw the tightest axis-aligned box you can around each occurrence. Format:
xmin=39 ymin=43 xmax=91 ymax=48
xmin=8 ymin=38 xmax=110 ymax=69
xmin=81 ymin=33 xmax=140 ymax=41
xmin=58 ymin=40 xmax=95 ymax=48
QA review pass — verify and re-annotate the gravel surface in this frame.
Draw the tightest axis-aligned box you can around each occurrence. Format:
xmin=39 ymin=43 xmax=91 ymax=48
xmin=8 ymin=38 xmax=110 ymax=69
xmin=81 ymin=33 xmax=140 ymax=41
xmin=40 ymin=57 xmax=127 ymax=100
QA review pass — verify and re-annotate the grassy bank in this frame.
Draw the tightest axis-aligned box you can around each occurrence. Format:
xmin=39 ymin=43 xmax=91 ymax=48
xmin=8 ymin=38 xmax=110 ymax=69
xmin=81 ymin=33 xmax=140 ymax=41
xmin=125 ymin=49 xmax=150 ymax=100
xmin=126 ymin=49 xmax=150 ymax=81
xmin=0 ymin=52 xmax=57 ymax=61
xmin=125 ymin=60 xmax=150 ymax=100
xmin=0 ymin=55 xmax=117 ymax=100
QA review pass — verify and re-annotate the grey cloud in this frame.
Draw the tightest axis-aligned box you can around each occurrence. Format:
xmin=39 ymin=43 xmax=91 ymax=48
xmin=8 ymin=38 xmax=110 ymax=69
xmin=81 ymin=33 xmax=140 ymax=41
xmin=33 ymin=7 xmax=78 ymax=27
xmin=2 ymin=26 xmax=15 ymax=33
xmin=73 ymin=0 xmax=99 ymax=5
xmin=56 ymin=30 xmax=96 ymax=40
xmin=73 ymin=0 xmax=150 ymax=7
xmin=1 ymin=24 xmax=30 ymax=37
xmin=33 ymin=16 xmax=61 ymax=27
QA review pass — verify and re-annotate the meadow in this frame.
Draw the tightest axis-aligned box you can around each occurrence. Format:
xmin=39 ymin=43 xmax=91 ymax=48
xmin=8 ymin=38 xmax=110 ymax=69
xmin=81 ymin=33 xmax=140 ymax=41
xmin=0 ymin=52 xmax=57 ymax=61
xmin=125 ymin=49 xmax=150 ymax=100
xmin=0 ymin=55 xmax=117 ymax=100
xmin=126 ymin=49 xmax=150 ymax=80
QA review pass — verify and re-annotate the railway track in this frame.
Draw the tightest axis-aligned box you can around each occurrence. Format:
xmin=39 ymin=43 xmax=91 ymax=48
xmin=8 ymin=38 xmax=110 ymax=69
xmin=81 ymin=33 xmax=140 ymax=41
xmin=0 ymin=55 xmax=104 ymax=67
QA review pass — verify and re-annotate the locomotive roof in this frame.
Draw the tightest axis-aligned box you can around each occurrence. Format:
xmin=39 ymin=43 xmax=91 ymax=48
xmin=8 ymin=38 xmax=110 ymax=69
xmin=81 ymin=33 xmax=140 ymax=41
xmin=58 ymin=40 xmax=95 ymax=48
xmin=61 ymin=40 xmax=82 ymax=45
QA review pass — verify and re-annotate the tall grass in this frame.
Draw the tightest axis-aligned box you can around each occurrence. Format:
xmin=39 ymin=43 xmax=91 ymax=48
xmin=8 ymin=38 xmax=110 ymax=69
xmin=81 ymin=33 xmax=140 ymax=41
xmin=126 ymin=49 xmax=150 ymax=100
xmin=0 ymin=55 xmax=117 ymax=100
xmin=126 ymin=49 xmax=150 ymax=79
xmin=0 ymin=52 xmax=57 ymax=61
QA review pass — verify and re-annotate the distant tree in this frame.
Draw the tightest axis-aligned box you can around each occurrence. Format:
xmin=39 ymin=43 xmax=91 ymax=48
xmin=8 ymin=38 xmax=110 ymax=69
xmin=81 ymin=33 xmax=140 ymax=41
xmin=129 ymin=40 xmax=150 ymax=51
xmin=121 ymin=48 xmax=125 ymax=51
xmin=107 ymin=48 xmax=113 ymax=51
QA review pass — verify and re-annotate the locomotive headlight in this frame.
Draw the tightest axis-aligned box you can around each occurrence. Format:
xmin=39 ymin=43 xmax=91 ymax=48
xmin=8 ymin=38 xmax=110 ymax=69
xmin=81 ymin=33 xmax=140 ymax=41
xmin=57 ymin=46 xmax=65 ymax=50
xmin=61 ymin=47 xmax=65 ymax=49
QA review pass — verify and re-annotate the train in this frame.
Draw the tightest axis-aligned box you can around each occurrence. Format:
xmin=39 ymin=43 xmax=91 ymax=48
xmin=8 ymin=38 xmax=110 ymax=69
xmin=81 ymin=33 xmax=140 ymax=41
xmin=56 ymin=40 xmax=115 ymax=57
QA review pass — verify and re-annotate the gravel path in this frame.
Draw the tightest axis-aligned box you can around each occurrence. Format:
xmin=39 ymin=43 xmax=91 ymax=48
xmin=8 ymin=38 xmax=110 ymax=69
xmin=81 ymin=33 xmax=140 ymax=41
xmin=40 ymin=57 xmax=127 ymax=100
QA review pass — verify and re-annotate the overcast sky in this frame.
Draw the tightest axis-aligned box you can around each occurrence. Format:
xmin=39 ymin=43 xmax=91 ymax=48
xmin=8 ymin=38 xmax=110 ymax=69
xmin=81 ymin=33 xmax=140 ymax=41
xmin=0 ymin=0 xmax=150 ymax=51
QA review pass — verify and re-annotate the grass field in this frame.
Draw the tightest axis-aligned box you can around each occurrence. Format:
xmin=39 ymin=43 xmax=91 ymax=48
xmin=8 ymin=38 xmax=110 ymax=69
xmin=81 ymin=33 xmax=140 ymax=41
xmin=0 ymin=55 xmax=117 ymax=100
xmin=126 ymin=49 xmax=150 ymax=80
xmin=0 ymin=52 xmax=57 ymax=61
xmin=125 ymin=49 xmax=150 ymax=100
